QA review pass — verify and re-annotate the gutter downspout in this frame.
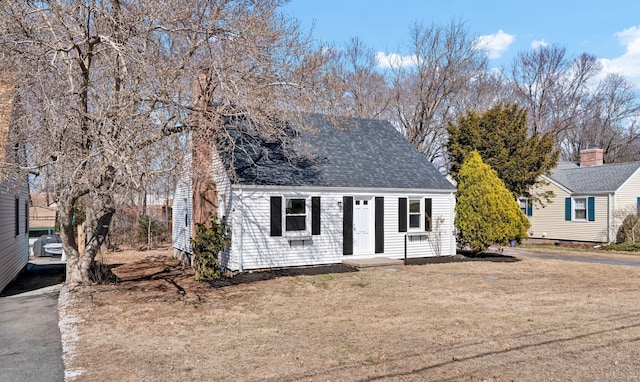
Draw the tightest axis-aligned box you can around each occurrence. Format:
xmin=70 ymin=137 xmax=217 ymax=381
xmin=607 ymin=193 xmax=612 ymax=243
xmin=238 ymin=187 xmax=244 ymax=272
xmin=450 ymin=192 xmax=456 ymax=255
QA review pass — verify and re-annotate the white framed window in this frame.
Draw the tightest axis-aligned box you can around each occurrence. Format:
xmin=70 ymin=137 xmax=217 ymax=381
xmin=409 ymin=199 xmax=421 ymax=229
xmin=285 ymin=197 xmax=307 ymax=232
xmin=518 ymin=197 xmax=532 ymax=217
xmin=573 ymin=197 xmax=587 ymax=221
xmin=518 ymin=198 xmax=527 ymax=215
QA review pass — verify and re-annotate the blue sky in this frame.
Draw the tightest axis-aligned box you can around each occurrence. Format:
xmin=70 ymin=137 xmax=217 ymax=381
xmin=283 ymin=0 xmax=640 ymax=86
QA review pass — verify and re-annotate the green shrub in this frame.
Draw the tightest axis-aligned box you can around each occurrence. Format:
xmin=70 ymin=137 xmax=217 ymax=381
xmin=616 ymin=213 xmax=640 ymax=244
xmin=137 ymin=215 xmax=167 ymax=240
xmin=455 ymin=151 xmax=530 ymax=253
xmin=190 ymin=216 xmax=231 ymax=281
xmin=601 ymin=242 xmax=640 ymax=252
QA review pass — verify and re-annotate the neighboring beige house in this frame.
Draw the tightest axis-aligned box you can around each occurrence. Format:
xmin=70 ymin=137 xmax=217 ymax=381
xmin=526 ymin=148 xmax=640 ymax=243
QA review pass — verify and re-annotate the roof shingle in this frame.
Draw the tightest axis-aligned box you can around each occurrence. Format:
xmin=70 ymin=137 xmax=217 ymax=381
xmin=218 ymin=114 xmax=455 ymax=190
xmin=548 ymin=161 xmax=640 ymax=193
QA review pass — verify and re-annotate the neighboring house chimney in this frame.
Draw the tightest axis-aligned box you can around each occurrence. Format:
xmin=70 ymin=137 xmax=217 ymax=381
xmin=579 ymin=147 xmax=604 ymax=167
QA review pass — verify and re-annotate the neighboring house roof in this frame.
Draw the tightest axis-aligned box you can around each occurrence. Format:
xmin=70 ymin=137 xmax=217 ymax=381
xmin=547 ymin=161 xmax=640 ymax=193
xmin=217 ymin=114 xmax=455 ymax=190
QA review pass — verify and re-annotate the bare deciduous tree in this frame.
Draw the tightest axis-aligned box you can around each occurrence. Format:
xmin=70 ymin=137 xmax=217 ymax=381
xmin=510 ymin=45 xmax=600 ymax=143
xmin=329 ymin=37 xmax=391 ymax=119
xmin=562 ymin=74 xmax=640 ymax=162
xmin=0 ymin=0 xmax=340 ymax=284
xmin=389 ymin=20 xmax=488 ymax=168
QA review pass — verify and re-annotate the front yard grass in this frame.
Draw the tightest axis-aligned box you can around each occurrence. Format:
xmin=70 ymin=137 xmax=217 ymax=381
xmin=64 ymin=249 xmax=640 ymax=381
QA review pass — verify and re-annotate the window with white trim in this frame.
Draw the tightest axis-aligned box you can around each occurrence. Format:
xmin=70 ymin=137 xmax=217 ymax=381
xmin=409 ymin=199 xmax=421 ymax=229
xmin=573 ymin=197 xmax=587 ymax=221
xmin=518 ymin=197 xmax=533 ymax=217
xmin=285 ymin=198 xmax=306 ymax=231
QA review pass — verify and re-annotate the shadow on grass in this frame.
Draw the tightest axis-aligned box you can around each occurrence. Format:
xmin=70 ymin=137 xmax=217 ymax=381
xmin=92 ymin=251 xmax=520 ymax=290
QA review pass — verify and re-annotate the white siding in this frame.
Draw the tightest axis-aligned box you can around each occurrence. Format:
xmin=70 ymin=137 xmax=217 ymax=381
xmin=172 ymin=140 xmax=233 ymax=256
xmin=172 ymin=151 xmax=193 ymax=254
xmin=223 ymin=189 xmax=343 ymax=270
xmin=222 ymin=188 xmax=456 ymax=271
xmin=613 ymin=168 xmax=640 ymax=236
xmin=382 ymin=192 xmax=456 ymax=260
xmin=529 ymin=181 xmax=611 ymax=242
xmin=0 ymin=178 xmax=29 ymax=292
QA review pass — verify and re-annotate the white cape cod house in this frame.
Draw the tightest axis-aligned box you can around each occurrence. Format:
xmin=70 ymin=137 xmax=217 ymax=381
xmin=172 ymin=114 xmax=456 ymax=272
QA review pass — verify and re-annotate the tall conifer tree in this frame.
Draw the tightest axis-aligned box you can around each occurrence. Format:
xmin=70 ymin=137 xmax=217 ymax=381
xmin=455 ymin=151 xmax=530 ymax=253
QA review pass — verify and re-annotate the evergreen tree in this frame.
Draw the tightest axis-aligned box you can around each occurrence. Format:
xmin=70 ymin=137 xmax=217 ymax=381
xmin=455 ymin=151 xmax=530 ymax=253
xmin=447 ymin=104 xmax=558 ymax=198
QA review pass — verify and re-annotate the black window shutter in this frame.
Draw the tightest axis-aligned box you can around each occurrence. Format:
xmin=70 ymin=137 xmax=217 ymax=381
xmin=343 ymin=196 xmax=353 ymax=255
xmin=270 ymin=196 xmax=282 ymax=237
xmin=375 ymin=197 xmax=384 ymax=253
xmin=424 ymin=198 xmax=432 ymax=232
xmin=312 ymin=197 xmax=321 ymax=235
xmin=398 ymin=198 xmax=407 ymax=232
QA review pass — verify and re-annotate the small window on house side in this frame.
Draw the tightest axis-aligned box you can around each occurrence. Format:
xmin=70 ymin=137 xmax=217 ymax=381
xmin=409 ymin=199 xmax=421 ymax=229
xmin=285 ymin=198 xmax=306 ymax=231
xmin=518 ymin=198 xmax=533 ymax=217
xmin=574 ymin=198 xmax=587 ymax=221
xmin=15 ymin=197 xmax=19 ymax=236
xmin=519 ymin=198 xmax=528 ymax=215
xmin=25 ymin=200 xmax=28 ymax=235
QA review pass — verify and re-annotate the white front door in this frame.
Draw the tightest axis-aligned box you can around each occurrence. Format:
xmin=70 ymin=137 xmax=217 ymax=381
xmin=353 ymin=198 xmax=372 ymax=254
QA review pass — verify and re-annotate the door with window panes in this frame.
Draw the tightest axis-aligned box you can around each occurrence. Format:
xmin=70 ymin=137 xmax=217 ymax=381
xmin=353 ymin=198 xmax=371 ymax=254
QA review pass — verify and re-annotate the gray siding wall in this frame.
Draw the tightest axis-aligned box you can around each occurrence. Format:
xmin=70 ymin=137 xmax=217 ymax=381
xmin=0 ymin=178 xmax=29 ymax=292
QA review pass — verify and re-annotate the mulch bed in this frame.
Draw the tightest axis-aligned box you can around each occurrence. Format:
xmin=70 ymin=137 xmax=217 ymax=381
xmin=103 ymin=251 xmax=518 ymax=290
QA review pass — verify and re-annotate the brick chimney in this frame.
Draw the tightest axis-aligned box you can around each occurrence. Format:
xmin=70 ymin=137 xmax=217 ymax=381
xmin=579 ymin=147 xmax=604 ymax=167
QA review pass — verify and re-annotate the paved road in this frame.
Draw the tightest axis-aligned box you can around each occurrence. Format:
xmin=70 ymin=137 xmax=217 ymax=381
xmin=504 ymin=248 xmax=640 ymax=267
xmin=0 ymin=260 xmax=65 ymax=382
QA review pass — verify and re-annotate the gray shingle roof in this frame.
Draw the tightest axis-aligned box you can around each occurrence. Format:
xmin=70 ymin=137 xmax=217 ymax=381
xmin=218 ymin=114 xmax=455 ymax=190
xmin=548 ymin=161 xmax=640 ymax=193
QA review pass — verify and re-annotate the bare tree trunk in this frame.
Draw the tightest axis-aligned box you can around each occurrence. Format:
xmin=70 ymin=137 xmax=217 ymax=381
xmin=61 ymin=194 xmax=115 ymax=285
xmin=58 ymin=195 xmax=81 ymax=284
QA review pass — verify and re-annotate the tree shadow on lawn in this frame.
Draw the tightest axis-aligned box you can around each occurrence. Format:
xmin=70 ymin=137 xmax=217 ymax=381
xmin=97 ymin=251 xmax=519 ymax=291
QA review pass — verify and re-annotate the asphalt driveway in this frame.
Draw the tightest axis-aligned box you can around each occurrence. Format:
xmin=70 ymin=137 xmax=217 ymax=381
xmin=0 ymin=259 xmax=65 ymax=382
xmin=505 ymin=247 xmax=640 ymax=267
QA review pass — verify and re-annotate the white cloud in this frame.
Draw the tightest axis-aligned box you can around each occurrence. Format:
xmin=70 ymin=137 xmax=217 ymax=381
xmin=531 ymin=39 xmax=548 ymax=49
xmin=375 ymin=51 xmax=417 ymax=69
xmin=475 ymin=30 xmax=515 ymax=59
xmin=599 ymin=26 xmax=640 ymax=89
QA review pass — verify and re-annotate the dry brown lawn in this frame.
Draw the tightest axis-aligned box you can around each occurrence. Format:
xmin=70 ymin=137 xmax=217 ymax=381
xmin=62 ymin=248 xmax=640 ymax=382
